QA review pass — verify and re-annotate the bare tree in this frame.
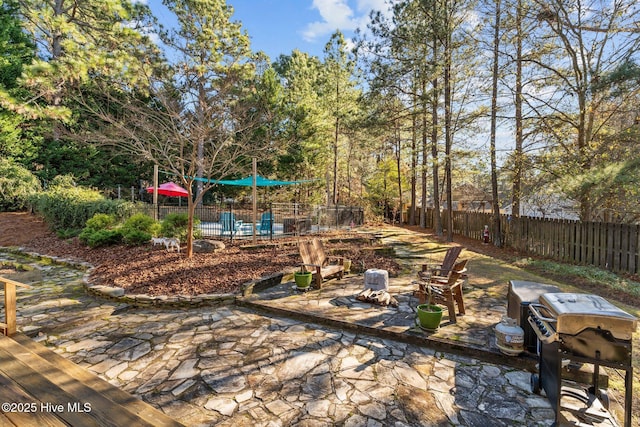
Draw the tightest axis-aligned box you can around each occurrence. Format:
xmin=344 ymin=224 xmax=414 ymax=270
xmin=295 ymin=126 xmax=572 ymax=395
xmin=528 ymin=0 xmax=640 ymax=220
xmin=76 ymin=0 xmax=274 ymax=257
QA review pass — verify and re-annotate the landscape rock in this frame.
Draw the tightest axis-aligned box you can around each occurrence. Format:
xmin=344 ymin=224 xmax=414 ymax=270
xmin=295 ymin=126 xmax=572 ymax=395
xmin=192 ymin=239 xmax=226 ymax=253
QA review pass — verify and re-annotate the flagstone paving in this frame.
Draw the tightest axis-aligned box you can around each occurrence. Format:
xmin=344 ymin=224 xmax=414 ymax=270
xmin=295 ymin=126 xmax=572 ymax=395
xmin=0 ymin=229 xmax=564 ymax=426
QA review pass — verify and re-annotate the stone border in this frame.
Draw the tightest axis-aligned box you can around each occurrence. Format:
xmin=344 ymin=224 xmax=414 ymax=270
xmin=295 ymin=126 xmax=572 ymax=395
xmin=240 ymin=270 xmax=290 ymax=297
xmin=236 ymin=294 xmax=540 ymax=373
xmin=2 ymin=247 xmax=94 ymax=271
xmin=1 ymin=247 xmax=288 ymax=309
xmin=83 ymin=283 xmax=237 ymax=308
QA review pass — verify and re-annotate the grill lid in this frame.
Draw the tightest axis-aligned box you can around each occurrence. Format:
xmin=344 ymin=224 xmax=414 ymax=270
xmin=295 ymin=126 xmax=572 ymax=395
xmin=539 ymin=293 xmax=637 ymax=340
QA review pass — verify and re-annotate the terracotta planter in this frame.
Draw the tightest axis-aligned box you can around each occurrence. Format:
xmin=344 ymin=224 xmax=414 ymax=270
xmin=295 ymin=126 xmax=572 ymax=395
xmin=416 ymin=304 xmax=443 ymax=331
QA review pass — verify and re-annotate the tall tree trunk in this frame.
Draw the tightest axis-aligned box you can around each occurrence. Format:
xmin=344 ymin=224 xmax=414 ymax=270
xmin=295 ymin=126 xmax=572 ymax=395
xmin=332 ymin=74 xmax=340 ymax=206
xmin=333 ymin=115 xmax=339 ymax=205
xmin=443 ymin=6 xmax=453 ymax=242
xmin=512 ymin=0 xmax=523 ymax=219
xmin=186 ymin=195 xmax=195 ymax=258
xmin=196 ymin=76 xmax=207 ymax=204
xmin=347 ymin=141 xmax=352 ymax=203
xmin=430 ymin=24 xmax=442 ymax=236
xmin=430 ymin=82 xmax=442 ymax=235
xmin=409 ymin=90 xmax=417 ymax=226
xmin=395 ymin=118 xmax=403 ymax=225
xmin=420 ymin=90 xmax=428 ymax=229
xmin=490 ymin=0 xmax=502 ymax=247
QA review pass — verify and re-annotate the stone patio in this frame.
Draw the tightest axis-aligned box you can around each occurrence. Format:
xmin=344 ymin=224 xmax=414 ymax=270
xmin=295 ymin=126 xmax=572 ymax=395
xmin=2 ymin=226 xmax=636 ymax=426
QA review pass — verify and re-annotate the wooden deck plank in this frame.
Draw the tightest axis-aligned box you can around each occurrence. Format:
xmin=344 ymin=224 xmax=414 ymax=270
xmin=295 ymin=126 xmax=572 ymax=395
xmin=0 ymin=336 xmax=169 ymax=427
xmin=0 ymin=346 xmax=103 ymax=426
xmin=0 ymin=373 xmax=67 ymax=427
xmin=10 ymin=333 xmax=183 ymax=427
xmin=0 ymin=412 xmax=18 ymax=427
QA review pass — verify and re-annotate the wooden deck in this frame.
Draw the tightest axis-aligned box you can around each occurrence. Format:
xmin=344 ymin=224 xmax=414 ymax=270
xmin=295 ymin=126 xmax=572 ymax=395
xmin=0 ymin=333 xmax=184 ymax=427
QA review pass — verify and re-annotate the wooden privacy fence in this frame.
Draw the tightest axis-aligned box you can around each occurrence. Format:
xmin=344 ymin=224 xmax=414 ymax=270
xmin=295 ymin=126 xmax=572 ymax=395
xmin=420 ymin=209 xmax=640 ymax=276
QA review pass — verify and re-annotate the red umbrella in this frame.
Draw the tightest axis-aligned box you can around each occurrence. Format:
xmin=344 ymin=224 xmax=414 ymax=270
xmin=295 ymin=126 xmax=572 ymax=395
xmin=146 ymin=181 xmax=189 ymax=197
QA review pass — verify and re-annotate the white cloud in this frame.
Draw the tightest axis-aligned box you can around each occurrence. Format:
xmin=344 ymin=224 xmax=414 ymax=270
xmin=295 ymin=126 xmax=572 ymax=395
xmin=301 ymin=0 xmax=389 ymax=42
xmin=302 ymin=0 xmax=356 ymax=41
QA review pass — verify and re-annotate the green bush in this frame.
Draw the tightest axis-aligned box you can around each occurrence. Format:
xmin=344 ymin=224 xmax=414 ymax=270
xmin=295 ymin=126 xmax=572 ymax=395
xmin=161 ymin=213 xmax=201 ymax=240
xmin=77 ymin=227 xmax=92 ymax=246
xmin=84 ymin=229 xmax=122 ymax=248
xmin=121 ymin=213 xmax=158 ymax=234
xmin=56 ymin=228 xmax=81 ymax=239
xmin=79 ymin=213 xmax=118 ymax=246
xmin=30 ymin=176 xmax=133 ymax=231
xmin=122 ymin=229 xmax=151 ymax=246
xmin=121 ymin=213 xmax=159 ymax=245
xmin=85 ymin=213 xmax=117 ymax=231
xmin=0 ymin=158 xmax=41 ymax=211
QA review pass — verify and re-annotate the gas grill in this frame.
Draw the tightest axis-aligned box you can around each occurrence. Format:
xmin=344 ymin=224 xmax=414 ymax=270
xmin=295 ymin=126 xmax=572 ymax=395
xmin=528 ymin=293 xmax=637 ymax=427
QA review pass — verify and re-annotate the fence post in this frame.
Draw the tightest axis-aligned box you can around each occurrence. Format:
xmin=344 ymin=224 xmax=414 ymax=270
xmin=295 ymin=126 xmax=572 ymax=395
xmin=1 ymin=278 xmax=31 ymax=337
xmin=269 ymin=204 xmax=273 ymax=240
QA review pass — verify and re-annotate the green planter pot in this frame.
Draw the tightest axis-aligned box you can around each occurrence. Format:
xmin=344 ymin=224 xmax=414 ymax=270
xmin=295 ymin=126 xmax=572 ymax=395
xmin=294 ymin=271 xmax=313 ymax=289
xmin=416 ymin=304 xmax=443 ymax=331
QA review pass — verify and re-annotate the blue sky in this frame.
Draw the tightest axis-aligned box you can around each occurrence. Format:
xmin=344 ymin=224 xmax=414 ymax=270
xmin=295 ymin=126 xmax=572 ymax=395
xmin=146 ymin=0 xmax=389 ymax=60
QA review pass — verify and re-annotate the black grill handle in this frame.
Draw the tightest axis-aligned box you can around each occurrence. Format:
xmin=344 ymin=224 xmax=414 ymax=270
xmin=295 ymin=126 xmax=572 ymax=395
xmin=528 ymin=303 xmax=557 ymax=324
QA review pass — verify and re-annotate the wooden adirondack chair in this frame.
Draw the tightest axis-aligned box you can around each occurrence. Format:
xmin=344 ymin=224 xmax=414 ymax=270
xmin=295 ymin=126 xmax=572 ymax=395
xmin=415 ymin=259 xmax=468 ymax=323
xmin=298 ymin=238 xmax=344 ymax=289
xmin=421 ymin=246 xmax=463 ymax=276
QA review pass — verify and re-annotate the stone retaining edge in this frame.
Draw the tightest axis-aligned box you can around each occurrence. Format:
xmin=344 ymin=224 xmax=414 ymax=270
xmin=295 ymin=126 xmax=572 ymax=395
xmin=1 ymin=247 xmax=286 ymax=309
xmin=236 ymin=296 xmax=539 ymax=372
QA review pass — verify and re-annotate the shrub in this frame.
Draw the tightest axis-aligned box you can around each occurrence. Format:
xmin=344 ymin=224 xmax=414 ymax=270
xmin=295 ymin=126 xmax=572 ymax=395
xmin=121 ymin=213 xmax=160 ymax=245
xmin=30 ymin=176 xmax=133 ymax=231
xmin=56 ymin=228 xmax=81 ymax=239
xmin=122 ymin=213 xmax=158 ymax=234
xmin=0 ymin=159 xmax=41 ymax=211
xmin=84 ymin=229 xmax=122 ymax=248
xmin=161 ymin=213 xmax=201 ymax=240
xmin=122 ymin=229 xmax=151 ymax=246
xmin=79 ymin=213 xmax=119 ymax=246
xmin=85 ymin=213 xmax=117 ymax=231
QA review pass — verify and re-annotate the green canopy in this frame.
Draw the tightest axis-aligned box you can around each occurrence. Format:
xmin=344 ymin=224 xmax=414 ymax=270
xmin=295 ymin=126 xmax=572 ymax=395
xmin=193 ymin=175 xmax=314 ymax=187
xmin=217 ymin=175 xmax=312 ymax=186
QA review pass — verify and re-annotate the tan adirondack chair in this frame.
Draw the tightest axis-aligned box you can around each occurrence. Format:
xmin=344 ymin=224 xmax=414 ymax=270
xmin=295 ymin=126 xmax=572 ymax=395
xmin=298 ymin=238 xmax=344 ymax=289
xmin=415 ymin=259 xmax=468 ymax=323
xmin=421 ymin=246 xmax=463 ymax=277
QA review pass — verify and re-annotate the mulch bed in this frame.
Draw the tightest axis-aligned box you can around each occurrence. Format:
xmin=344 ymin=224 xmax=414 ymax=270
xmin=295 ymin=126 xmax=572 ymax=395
xmin=0 ymin=213 xmax=400 ymax=296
